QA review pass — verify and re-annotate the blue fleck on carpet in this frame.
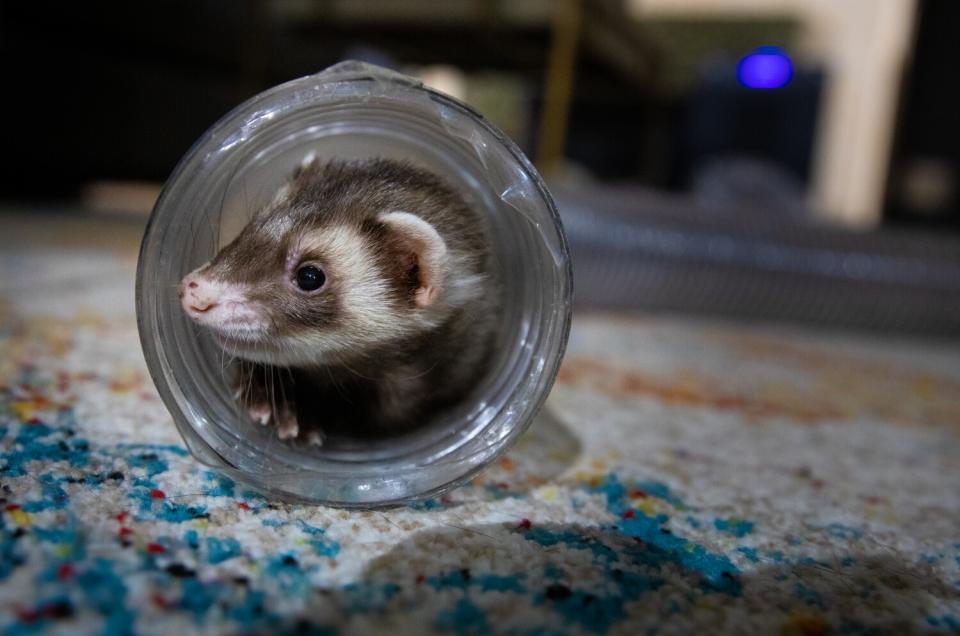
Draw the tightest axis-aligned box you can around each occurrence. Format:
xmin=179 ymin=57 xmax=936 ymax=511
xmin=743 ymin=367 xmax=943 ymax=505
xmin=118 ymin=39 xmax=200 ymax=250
xmin=1 ymin=217 xmax=960 ymax=635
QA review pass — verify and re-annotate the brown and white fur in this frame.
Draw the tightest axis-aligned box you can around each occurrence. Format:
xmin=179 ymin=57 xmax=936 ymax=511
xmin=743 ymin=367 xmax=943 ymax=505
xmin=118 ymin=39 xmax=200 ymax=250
xmin=178 ymin=157 xmax=497 ymax=443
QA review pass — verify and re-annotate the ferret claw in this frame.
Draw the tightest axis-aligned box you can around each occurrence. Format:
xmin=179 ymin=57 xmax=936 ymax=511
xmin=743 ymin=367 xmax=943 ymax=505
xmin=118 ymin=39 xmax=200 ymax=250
xmin=306 ymin=430 xmax=325 ymax=447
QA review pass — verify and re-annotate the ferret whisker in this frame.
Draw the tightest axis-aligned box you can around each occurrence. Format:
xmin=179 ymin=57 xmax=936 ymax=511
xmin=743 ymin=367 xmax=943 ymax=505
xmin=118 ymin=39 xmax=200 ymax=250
xmin=268 ymin=365 xmax=276 ymax=422
xmin=246 ymin=361 xmax=255 ymax=410
xmin=322 ymin=364 xmax=353 ymax=405
xmin=335 ymin=358 xmax=378 ymax=383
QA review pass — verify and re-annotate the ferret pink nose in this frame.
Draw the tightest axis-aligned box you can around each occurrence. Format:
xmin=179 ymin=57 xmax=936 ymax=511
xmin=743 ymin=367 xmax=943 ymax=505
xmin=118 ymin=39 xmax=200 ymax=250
xmin=180 ymin=274 xmax=220 ymax=314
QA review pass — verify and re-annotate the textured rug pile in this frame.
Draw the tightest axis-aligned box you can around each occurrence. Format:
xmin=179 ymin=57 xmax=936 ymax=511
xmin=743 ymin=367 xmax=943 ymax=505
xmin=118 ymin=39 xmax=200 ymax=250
xmin=2 ymin=239 xmax=959 ymax=634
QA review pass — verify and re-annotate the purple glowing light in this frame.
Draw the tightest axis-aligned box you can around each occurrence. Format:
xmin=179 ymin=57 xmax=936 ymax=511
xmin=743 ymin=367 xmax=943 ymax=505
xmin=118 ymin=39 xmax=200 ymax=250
xmin=737 ymin=47 xmax=793 ymax=89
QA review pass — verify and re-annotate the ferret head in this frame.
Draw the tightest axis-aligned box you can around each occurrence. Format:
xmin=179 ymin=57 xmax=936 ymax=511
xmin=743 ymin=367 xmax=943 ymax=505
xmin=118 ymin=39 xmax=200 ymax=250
xmin=178 ymin=158 xmax=468 ymax=367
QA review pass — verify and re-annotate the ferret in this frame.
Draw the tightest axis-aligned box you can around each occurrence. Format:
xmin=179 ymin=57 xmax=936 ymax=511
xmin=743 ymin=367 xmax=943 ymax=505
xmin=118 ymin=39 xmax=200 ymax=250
xmin=178 ymin=156 xmax=498 ymax=444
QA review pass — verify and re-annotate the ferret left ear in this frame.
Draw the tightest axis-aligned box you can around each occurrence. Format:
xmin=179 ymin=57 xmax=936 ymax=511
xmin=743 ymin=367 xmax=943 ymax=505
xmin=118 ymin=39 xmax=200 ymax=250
xmin=378 ymin=211 xmax=448 ymax=308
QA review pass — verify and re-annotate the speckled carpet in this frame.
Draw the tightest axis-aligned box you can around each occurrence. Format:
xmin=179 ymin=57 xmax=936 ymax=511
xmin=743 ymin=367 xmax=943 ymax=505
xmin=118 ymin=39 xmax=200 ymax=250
xmin=2 ymin=217 xmax=960 ymax=635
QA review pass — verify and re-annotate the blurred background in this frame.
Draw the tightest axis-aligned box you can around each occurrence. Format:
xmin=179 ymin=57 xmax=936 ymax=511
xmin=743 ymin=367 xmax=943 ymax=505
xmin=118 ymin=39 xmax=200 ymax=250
xmin=2 ymin=0 xmax=959 ymax=335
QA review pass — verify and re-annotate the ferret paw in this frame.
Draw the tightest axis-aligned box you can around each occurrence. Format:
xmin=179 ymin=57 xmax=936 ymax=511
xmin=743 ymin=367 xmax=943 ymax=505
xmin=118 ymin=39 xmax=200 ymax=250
xmin=305 ymin=430 xmax=325 ymax=447
xmin=247 ymin=402 xmax=272 ymax=426
xmin=275 ymin=412 xmax=300 ymax=440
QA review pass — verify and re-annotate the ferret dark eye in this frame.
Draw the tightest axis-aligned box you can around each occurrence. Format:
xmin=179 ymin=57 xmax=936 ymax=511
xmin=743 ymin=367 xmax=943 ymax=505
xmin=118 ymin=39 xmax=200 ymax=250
xmin=295 ymin=265 xmax=326 ymax=292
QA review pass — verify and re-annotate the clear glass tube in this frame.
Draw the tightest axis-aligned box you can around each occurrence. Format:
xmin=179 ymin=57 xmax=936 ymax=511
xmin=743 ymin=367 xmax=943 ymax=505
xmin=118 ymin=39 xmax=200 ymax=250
xmin=136 ymin=61 xmax=572 ymax=506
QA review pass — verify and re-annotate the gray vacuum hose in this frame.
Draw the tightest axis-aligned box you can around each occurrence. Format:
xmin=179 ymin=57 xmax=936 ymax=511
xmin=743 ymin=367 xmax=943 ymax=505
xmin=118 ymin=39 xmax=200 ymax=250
xmin=554 ymin=182 xmax=960 ymax=336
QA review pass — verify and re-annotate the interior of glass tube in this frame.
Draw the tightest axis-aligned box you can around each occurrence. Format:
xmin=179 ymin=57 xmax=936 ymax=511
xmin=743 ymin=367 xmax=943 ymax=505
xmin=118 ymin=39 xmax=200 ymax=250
xmin=137 ymin=63 xmax=571 ymax=504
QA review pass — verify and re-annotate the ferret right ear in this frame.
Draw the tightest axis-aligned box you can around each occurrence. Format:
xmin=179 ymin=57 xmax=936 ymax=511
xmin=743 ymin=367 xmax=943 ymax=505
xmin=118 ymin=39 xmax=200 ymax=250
xmin=270 ymin=183 xmax=291 ymax=206
xmin=292 ymin=151 xmax=318 ymax=180
xmin=378 ymin=212 xmax=449 ymax=308
xmin=271 ymin=152 xmax=319 ymax=206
